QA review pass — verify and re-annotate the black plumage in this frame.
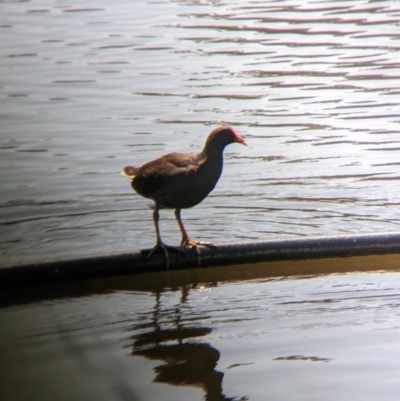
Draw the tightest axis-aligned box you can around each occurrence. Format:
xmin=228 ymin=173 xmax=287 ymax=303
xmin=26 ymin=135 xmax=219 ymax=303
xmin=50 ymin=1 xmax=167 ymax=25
xmin=122 ymin=125 xmax=246 ymax=267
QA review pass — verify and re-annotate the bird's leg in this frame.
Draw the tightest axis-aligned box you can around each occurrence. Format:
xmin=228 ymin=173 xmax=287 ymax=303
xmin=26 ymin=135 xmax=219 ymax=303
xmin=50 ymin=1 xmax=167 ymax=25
xmin=147 ymin=208 xmax=181 ymax=269
xmin=174 ymin=208 xmax=216 ymax=267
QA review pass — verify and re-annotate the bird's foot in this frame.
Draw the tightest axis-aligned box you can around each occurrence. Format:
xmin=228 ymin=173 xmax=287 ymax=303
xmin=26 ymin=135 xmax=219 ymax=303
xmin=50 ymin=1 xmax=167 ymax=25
xmin=147 ymin=242 xmax=183 ymax=270
xmin=181 ymin=239 xmax=217 ymax=267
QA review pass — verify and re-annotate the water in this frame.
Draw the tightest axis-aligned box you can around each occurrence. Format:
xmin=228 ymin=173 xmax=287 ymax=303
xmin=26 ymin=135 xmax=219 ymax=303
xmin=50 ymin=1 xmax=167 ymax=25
xmin=1 ymin=258 xmax=400 ymax=400
xmin=1 ymin=0 xmax=400 ymax=266
xmin=2 ymin=3 xmax=400 ymax=398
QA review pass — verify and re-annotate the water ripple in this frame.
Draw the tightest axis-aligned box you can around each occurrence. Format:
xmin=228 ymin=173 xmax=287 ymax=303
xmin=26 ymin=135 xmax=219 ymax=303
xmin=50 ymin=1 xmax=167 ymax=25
xmin=1 ymin=0 xmax=400 ymax=265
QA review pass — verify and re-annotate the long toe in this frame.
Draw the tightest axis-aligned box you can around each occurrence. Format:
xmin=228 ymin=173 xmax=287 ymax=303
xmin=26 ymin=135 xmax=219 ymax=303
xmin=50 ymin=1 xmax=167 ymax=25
xmin=182 ymin=239 xmax=217 ymax=250
xmin=196 ymin=240 xmax=217 ymax=249
xmin=147 ymin=242 xmax=183 ymax=269
xmin=181 ymin=239 xmax=217 ymax=267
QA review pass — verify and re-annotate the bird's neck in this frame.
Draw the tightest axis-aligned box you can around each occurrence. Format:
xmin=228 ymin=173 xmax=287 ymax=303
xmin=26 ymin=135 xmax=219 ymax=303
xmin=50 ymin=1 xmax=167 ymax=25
xmin=199 ymin=148 xmax=224 ymax=183
xmin=201 ymin=141 xmax=227 ymax=157
xmin=201 ymin=146 xmax=224 ymax=164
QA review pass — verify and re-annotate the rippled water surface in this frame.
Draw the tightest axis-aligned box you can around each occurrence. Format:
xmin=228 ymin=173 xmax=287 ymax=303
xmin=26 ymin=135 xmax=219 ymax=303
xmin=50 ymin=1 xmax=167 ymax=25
xmin=1 ymin=1 xmax=400 ymax=264
xmin=1 ymin=260 xmax=400 ymax=401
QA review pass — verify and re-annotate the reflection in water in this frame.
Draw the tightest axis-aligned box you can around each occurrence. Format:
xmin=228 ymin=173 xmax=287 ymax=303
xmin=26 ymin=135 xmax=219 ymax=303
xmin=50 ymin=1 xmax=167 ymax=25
xmin=273 ymin=355 xmax=332 ymax=363
xmin=1 ymin=267 xmax=400 ymax=400
xmin=2 ymin=1 xmax=400 ymax=266
xmin=128 ymin=289 xmax=245 ymax=401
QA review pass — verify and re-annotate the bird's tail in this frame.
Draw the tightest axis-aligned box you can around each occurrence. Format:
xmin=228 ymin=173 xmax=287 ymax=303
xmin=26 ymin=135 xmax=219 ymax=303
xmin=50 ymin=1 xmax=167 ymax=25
xmin=121 ymin=166 xmax=138 ymax=179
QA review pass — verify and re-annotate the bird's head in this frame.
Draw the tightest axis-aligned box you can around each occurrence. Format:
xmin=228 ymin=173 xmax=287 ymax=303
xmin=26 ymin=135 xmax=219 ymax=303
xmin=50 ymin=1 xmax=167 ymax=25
xmin=204 ymin=126 xmax=247 ymax=150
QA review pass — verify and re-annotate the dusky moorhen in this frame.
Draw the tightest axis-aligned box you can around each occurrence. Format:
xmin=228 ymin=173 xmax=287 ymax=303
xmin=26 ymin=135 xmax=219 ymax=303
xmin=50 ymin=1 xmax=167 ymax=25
xmin=122 ymin=125 xmax=246 ymax=267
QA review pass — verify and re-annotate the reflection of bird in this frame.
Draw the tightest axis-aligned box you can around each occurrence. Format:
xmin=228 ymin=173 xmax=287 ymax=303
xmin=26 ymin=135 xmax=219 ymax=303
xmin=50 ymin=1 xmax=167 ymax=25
xmin=122 ymin=126 xmax=246 ymax=267
xmin=130 ymin=288 xmax=238 ymax=401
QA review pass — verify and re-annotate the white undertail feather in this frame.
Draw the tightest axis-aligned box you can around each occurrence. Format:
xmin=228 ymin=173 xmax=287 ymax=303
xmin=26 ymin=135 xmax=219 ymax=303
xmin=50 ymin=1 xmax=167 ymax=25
xmin=121 ymin=166 xmax=136 ymax=179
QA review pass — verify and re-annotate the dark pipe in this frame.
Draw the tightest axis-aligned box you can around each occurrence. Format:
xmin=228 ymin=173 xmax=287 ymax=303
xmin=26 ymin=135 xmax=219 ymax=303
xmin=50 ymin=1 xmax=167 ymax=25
xmin=1 ymin=232 xmax=400 ymax=287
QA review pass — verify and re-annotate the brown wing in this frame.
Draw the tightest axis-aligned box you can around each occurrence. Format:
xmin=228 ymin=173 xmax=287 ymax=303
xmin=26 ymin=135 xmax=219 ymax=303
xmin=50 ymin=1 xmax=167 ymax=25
xmin=122 ymin=152 xmax=198 ymax=181
xmin=140 ymin=152 xmax=200 ymax=177
xmin=131 ymin=152 xmax=204 ymax=206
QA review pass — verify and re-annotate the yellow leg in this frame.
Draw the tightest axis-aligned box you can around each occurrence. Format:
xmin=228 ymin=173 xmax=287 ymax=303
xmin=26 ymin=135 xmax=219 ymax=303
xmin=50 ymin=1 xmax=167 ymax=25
xmin=147 ymin=207 xmax=182 ymax=270
xmin=174 ymin=208 xmax=216 ymax=267
xmin=147 ymin=208 xmax=175 ymax=269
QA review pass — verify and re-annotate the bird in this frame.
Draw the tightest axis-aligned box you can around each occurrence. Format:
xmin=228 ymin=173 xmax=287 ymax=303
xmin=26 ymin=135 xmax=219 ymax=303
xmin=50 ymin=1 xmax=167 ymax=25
xmin=121 ymin=125 xmax=247 ymax=268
